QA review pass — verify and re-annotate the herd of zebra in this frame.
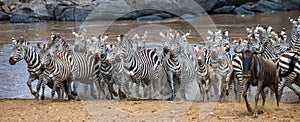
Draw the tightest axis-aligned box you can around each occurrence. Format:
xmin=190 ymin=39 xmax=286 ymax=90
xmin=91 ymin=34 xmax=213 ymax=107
xmin=8 ymin=16 xmax=299 ymax=108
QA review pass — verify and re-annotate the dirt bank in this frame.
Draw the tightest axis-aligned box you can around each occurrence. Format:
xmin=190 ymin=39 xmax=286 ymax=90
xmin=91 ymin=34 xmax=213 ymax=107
xmin=0 ymin=99 xmax=299 ymax=121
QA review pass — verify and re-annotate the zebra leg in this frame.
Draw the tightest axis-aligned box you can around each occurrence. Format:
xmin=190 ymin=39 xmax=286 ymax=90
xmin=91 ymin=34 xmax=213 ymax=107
xmin=89 ymin=82 xmax=97 ymax=99
xmin=243 ymin=82 xmax=252 ymax=112
xmin=285 ymin=81 xmax=300 ymax=99
xmin=60 ymin=82 xmax=65 ymax=100
xmin=67 ymin=81 xmax=74 ymax=100
xmin=167 ymin=73 xmax=175 ymax=99
xmin=107 ymin=81 xmax=115 ymax=100
xmin=98 ymin=80 xmax=108 ymax=99
xmin=72 ymin=81 xmax=78 ymax=96
xmin=217 ymin=75 xmax=223 ymax=99
xmin=205 ymin=79 xmax=210 ymax=101
xmin=198 ymin=79 xmax=205 ymax=101
xmin=41 ymin=79 xmax=46 ymax=100
xmin=27 ymin=76 xmax=37 ymax=97
xmin=233 ymin=78 xmax=239 ymax=101
xmin=50 ymin=81 xmax=58 ymax=102
xmin=35 ymin=75 xmax=44 ymax=99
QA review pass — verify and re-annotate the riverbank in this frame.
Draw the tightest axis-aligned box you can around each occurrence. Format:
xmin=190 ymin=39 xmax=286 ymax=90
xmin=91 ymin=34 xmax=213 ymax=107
xmin=0 ymin=99 xmax=299 ymax=121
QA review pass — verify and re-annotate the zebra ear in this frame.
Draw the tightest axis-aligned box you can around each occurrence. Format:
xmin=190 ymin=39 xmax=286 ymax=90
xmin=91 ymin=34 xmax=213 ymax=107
xmin=11 ymin=37 xmax=17 ymax=44
xmin=37 ymin=43 xmax=48 ymax=50
xmin=37 ymin=43 xmax=44 ymax=49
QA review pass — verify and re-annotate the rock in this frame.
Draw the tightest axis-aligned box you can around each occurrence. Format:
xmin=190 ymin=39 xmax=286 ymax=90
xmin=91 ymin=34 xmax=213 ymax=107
xmin=225 ymin=0 xmax=259 ymax=6
xmin=233 ymin=6 xmax=255 ymax=15
xmin=136 ymin=15 xmax=163 ymax=21
xmin=51 ymin=4 xmax=91 ymax=21
xmin=251 ymin=0 xmax=283 ymax=12
xmin=87 ymin=0 xmax=206 ymax=21
xmin=281 ymin=0 xmax=300 ymax=11
xmin=10 ymin=1 xmax=52 ymax=23
xmin=153 ymin=12 xmax=173 ymax=19
xmin=239 ymin=2 xmax=254 ymax=10
xmin=194 ymin=0 xmax=219 ymax=12
xmin=118 ymin=11 xmax=139 ymax=20
xmin=212 ymin=6 xmax=236 ymax=14
xmin=10 ymin=13 xmax=41 ymax=23
xmin=0 ymin=11 xmax=10 ymax=20
xmin=179 ymin=14 xmax=195 ymax=20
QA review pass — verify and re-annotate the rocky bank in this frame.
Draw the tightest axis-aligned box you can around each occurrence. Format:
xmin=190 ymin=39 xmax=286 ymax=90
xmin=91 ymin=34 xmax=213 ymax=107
xmin=0 ymin=0 xmax=299 ymax=23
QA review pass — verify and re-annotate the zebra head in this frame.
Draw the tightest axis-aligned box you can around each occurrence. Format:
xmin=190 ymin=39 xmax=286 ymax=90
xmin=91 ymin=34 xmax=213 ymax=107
xmin=73 ymin=29 xmax=87 ymax=52
xmin=132 ymin=31 xmax=147 ymax=50
xmin=9 ymin=37 xmax=28 ymax=65
xmin=37 ymin=43 xmax=52 ymax=68
xmin=48 ymin=34 xmax=70 ymax=52
xmin=116 ymin=35 xmax=133 ymax=60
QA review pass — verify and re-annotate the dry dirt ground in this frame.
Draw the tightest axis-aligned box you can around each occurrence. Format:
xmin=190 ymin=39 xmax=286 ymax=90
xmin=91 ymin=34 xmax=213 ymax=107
xmin=0 ymin=98 xmax=299 ymax=121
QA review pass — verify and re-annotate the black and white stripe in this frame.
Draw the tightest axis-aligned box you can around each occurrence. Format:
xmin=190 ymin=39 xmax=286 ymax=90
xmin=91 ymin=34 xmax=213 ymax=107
xmin=9 ymin=37 xmax=44 ymax=99
xmin=39 ymin=47 xmax=73 ymax=101
xmin=276 ymin=50 xmax=300 ymax=100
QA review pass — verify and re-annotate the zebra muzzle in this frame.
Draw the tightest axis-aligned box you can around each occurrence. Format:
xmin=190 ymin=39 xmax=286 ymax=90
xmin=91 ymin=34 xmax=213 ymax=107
xmin=9 ymin=56 xmax=16 ymax=65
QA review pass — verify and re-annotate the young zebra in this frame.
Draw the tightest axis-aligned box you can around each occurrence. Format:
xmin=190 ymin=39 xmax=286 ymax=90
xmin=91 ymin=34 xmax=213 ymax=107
xmin=196 ymin=52 xmax=214 ymax=101
xmin=9 ymin=37 xmax=43 ymax=99
xmin=277 ymin=50 xmax=300 ymax=100
xmin=39 ymin=43 xmax=73 ymax=101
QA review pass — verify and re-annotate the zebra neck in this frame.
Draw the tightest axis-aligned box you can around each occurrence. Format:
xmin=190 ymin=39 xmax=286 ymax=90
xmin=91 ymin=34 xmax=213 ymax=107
xmin=24 ymin=46 xmax=39 ymax=66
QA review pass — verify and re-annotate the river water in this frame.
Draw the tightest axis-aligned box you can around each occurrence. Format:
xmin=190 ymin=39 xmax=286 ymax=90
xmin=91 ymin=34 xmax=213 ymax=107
xmin=0 ymin=11 xmax=299 ymax=101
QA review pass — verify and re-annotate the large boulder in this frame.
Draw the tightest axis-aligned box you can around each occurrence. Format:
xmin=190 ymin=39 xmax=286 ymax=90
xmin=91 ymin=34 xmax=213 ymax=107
xmin=9 ymin=0 xmax=51 ymax=23
xmin=48 ymin=4 xmax=92 ymax=21
xmin=194 ymin=0 xmax=219 ymax=12
xmin=251 ymin=0 xmax=283 ymax=12
xmin=212 ymin=5 xmax=236 ymax=14
xmin=136 ymin=15 xmax=163 ymax=21
xmin=86 ymin=0 xmax=207 ymax=20
xmin=281 ymin=0 xmax=300 ymax=11
xmin=234 ymin=6 xmax=255 ymax=15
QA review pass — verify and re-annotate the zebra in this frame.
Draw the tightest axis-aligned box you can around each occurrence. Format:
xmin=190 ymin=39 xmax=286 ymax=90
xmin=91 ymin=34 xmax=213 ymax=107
xmin=163 ymin=47 xmax=181 ymax=99
xmin=289 ymin=17 xmax=300 ymax=51
xmin=196 ymin=51 xmax=214 ymax=101
xmin=98 ymin=42 xmax=118 ymax=99
xmin=73 ymin=29 xmax=87 ymax=53
xmin=116 ymin=35 xmax=161 ymax=99
xmin=45 ymin=34 xmax=104 ymax=99
xmin=214 ymin=54 xmax=233 ymax=101
xmin=48 ymin=33 xmax=70 ymax=52
xmin=9 ymin=37 xmax=44 ymax=99
xmin=39 ymin=43 xmax=73 ymax=101
xmin=160 ymin=31 xmax=182 ymax=99
xmin=132 ymin=31 xmax=147 ymax=50
xmin=276 ymin=50 xmax=300 ymax=100
xmin=225 ymin=39 xmax=248 ymax=102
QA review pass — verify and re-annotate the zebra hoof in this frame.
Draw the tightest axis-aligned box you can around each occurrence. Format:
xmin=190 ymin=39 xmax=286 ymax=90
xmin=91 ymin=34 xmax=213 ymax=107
xmin=32 ymin=91 xmax=37 ymax=96
xmin=71 ymin=91 xmax=78 ymax=96
xmin=35 ymin=94 xmax=39 ymax=99
xmin=41 ymin=96 xmax=45 ymax=100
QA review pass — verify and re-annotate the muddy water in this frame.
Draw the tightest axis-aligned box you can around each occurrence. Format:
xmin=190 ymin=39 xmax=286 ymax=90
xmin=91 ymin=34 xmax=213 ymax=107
xmin=0 ymin=11 xmax=299 ymax=101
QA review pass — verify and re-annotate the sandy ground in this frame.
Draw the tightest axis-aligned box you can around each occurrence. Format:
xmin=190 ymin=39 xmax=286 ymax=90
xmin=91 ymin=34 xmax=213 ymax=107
xmin=0 ymin=98 xmax=299 ymax=121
